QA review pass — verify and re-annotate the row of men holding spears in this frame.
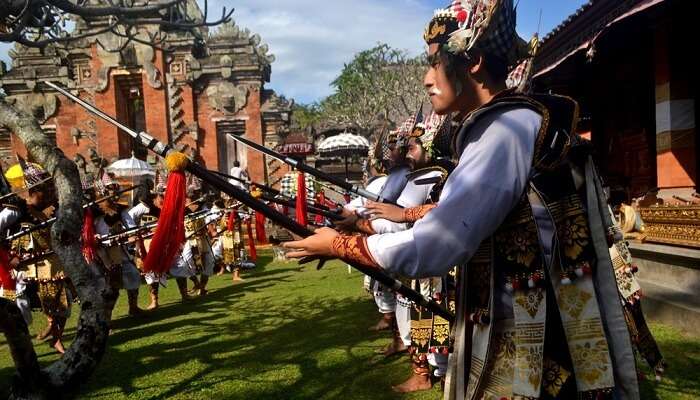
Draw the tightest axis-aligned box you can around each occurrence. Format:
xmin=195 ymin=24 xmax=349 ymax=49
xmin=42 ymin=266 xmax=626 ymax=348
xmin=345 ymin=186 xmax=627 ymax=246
xmin=0 ymin=158 xmax=266 ymax=353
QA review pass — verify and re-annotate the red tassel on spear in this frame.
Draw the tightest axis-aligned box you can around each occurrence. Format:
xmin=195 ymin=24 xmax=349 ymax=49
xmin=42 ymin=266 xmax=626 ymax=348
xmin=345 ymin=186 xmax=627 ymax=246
xmin=0 ymin=247 xmax=16 ymax=295
xmin=245 ymin=217 xmax=257 ymax=262
xmin=143 ymin=153 xmax=189 ymax=274
xmin=255 ymin=211 xmax=266 ymax=244
xmin=295 ymin=171 xmax=308 ymax=226
xmin=81 ymin=208 xmax=97 ymax=264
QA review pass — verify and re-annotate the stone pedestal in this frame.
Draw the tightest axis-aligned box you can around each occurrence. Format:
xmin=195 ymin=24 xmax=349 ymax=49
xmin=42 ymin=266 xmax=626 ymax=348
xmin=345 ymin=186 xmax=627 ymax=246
xmin=630 ymin=242 xmax=700 ymax=332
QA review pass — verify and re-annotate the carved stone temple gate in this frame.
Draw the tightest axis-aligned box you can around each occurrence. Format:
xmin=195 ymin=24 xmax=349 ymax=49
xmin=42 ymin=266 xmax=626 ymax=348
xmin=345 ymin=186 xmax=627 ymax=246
xmin=0 ymin=7 xmax=292 ymax=187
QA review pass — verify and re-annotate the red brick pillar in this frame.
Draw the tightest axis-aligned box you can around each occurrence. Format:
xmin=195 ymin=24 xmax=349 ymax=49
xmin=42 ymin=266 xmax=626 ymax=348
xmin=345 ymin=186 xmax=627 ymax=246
xmin=142 ymin=50 xmax=169 ymax=145
xmin=654 ymin=22 xmax=696 ymax=198
xmin=245 ymin=86 xmax=265 ymax=183
xmin=93 ymin=77 xmax=120 ymax=161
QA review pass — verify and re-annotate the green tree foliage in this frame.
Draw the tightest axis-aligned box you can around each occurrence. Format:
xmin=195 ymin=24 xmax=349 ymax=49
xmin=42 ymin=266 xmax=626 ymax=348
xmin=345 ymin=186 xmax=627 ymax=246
xmin=291 ymin=103 xmax=323 ymax=130
xmin=319 ymin=43 xmax=427 ymax=135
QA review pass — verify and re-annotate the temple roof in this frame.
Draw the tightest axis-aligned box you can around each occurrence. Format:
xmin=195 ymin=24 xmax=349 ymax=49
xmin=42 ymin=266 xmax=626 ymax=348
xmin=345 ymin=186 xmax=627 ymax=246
xmin=0 ymin=6 xmax=277 ymax=93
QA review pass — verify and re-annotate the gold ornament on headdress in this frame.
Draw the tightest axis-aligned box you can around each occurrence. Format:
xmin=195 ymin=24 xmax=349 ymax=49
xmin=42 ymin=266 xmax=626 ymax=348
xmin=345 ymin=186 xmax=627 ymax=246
xmin=424 ymin=23 xmax=447 ymax=42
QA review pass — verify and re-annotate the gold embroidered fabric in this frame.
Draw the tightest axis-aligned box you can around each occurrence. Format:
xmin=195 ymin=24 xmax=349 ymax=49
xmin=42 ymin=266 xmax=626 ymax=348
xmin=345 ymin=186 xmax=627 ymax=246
xmin=542 ymin=358 xmax=571 ymax=397
xmin=513 ymin=287 xmax=547 ymax=397
xmin=410 ymin=318 xmax=433 ymax=350
xmin=552 ymin=276 xmax=615 ymax=392
xmin=514 ymin=288 xmax=545 ymax=319
xmin=403 ymin=204 xmax=437 ymax=222
xmin=38 ymin=279 xmax=70 ymax=318
xmin=331 ymin=235 xmax=379 ymax=269
xmin=0 ymin=289 xmax=17 ymax=301
xmin=479 ymin=322 xmax=516 ymax=398
xmin=423 ymin=23 xmax=446 ymax=41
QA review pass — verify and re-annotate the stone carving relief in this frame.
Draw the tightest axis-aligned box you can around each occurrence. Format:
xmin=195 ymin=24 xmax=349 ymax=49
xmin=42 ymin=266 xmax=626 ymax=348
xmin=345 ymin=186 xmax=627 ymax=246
xmin=220 ymin=55 xmax=233 ymax=79
xmin=206 ymin=81 xmax=248 ymax=115
xmin=186 ymin=55 xmax=203 ymax=81
xmin=95 ymin=34 xmax=163 ymax=91
xmin=141 ymin=45 xmax=163 ymax=89
xmin=211 ymin=20 xmax=275 ymax=65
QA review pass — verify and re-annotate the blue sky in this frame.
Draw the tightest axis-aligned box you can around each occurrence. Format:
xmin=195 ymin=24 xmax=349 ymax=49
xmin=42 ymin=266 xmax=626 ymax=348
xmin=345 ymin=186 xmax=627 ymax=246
xmin=0 ymin=0 xmax=588 ymax=104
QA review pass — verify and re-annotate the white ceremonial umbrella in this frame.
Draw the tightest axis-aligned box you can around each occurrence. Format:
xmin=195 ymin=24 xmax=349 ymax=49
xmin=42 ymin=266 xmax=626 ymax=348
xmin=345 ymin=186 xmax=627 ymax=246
xmin=105 ymin=152 xmax=155 ymax=178
xmin=317 ymin=133 xmax=370 ymax=179
xmin=105 ymin=152 xmax=155 ymax=204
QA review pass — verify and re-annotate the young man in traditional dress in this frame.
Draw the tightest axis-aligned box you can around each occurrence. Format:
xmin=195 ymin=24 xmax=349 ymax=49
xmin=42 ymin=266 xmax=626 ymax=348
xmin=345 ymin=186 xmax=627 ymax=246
xmin=285 ymin=1 xmax=640 ymax=398
xmin=128 ymin=183 xmax=163 ymax=310
xmin=0 ymin=174 xmax=37 ymax=327
xmin=337 ymin=129 xmax=409 ymax=335
xmin=357 ymin=113 xmax=454 ymax=392
xmin=6 ymin=163 xmax=71 ymax=353
xmin=184 ymin=187 xmax=216 ymax=296
xmin=93 ymin=177 xmax=146 ymax=317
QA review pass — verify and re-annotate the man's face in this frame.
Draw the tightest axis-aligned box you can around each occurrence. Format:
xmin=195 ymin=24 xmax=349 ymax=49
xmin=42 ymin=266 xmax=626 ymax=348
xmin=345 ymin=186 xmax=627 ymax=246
xmin=97 ymin=199 xmax=114 ymax=214
xmin=27 ymin=184 xmax=56 ymax=209
xmin=154 ymin=194 xmax=164 ymax=208
xmin=187 ymin=195 xmax=200 ymax=211
xmin=424 ymin=44 xmax=459 ymax=115
xmin=406 ymin=138 xmax=428 ymax=170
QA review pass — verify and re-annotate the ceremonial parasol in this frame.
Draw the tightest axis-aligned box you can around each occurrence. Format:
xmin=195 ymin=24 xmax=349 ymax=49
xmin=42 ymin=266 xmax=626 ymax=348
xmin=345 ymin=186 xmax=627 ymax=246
xmin=105 ymin=152 xmax=155 ymax=203
xmin=317 ymin=132 xmax=369 ymax=180
xmin=105 ymin=152 xmax=155 ymax=178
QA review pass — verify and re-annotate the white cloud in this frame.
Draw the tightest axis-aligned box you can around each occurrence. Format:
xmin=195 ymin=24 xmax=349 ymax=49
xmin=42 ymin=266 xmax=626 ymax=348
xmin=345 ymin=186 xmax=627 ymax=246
xmin=218 ymin=0 xmax=435 ymax=103
xmin=0 ymin=1 xmax=433 ymax=103
xmin=0 ymin=1 xmax=593 ymax=103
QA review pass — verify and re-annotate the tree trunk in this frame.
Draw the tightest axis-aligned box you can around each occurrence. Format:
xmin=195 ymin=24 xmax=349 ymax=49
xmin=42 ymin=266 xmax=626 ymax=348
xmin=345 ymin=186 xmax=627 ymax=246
xmin=0 ymin=298 xmax=44 ymax=399
xmin=0 ymin=99 xmax=111 ymax=399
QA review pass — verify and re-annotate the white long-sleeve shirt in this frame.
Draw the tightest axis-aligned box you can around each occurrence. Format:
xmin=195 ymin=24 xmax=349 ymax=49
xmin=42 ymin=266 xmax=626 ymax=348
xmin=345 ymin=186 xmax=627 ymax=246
xmin=127 ymin=202 xmax=150 ymax=226
xmin=345 ymin=176 xmax=388 ymax=217
xmin=370 ymin=169 xmax=442 ymax=234
xmin=367 ymin=108 xmax=541 ymax=278
xmin=0 ymin=207 xmax=21 ymax=235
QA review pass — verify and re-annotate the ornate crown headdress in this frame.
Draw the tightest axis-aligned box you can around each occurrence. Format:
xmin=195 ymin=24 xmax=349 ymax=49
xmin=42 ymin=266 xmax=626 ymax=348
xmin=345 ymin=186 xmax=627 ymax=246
xmin=424 ymin=0 xmax=530 ymax=69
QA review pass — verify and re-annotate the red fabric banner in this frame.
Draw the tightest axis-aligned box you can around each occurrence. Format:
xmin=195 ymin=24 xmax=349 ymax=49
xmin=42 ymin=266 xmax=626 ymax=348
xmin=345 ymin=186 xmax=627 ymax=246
xmin=81 ymin=208 xmax=97 ymax=264
xmin=143 ymin=171 xmax=186 ymax=274
xmin=246 ymin=218 xmax=257 ymax=262
xmin=295 ymin=171 xmax=308 ymax=226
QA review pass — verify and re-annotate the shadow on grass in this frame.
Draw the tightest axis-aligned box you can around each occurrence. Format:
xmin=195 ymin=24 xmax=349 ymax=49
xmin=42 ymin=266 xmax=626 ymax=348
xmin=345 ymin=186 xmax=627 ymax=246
xmin=3 ymin=247 xmax=700 ymax=400
xmin=70 ymin=253 xmax=415 ymax=399
xmin=80 ymin=295 xmax=407 ymax=400
xmin=638 ymin=325 xmax=700 ymax=400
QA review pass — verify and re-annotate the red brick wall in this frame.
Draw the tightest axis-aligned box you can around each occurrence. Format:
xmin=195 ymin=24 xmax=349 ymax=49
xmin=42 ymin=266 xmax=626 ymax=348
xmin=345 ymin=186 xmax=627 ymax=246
xmin=7 ymin=46 xmax=272 ymax=188
xmin=245 ymin=87 xmax=265 ymax=183
xmin=195 ymin=89 xmax=222 ymax=171
xmin=142 ymin=50 xmax=169 ymax=146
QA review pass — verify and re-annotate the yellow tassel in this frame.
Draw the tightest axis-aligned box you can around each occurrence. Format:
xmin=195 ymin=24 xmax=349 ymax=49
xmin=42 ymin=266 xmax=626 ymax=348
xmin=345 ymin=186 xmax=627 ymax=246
xmin=251 ymin=188 xmax=263 ymax=198
xmin=165 ymin=152 xmax=190 ymax=172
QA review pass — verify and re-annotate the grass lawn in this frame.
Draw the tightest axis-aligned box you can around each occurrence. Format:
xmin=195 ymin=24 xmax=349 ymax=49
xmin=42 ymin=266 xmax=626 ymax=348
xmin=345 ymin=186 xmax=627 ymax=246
xmin=0 ymin=249 xmax=698 ymax=399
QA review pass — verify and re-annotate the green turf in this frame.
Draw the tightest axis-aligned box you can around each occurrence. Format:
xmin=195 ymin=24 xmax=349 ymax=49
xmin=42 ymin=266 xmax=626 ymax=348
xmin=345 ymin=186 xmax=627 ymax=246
xmin=1 ymin=250 xmax=698 ymax=399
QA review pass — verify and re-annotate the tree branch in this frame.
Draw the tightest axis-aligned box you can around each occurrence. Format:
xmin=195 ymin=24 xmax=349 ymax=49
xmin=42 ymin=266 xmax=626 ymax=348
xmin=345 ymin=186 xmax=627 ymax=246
xmin=0 ymin=99 xmax=111 ymax=392
xmin=0 ymin=298 xmax=43 ymax=398
xmin=46 ymin=0 xmax=182 ymax=18
xmin=1 ymin=0 xmax=232 ymax=49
